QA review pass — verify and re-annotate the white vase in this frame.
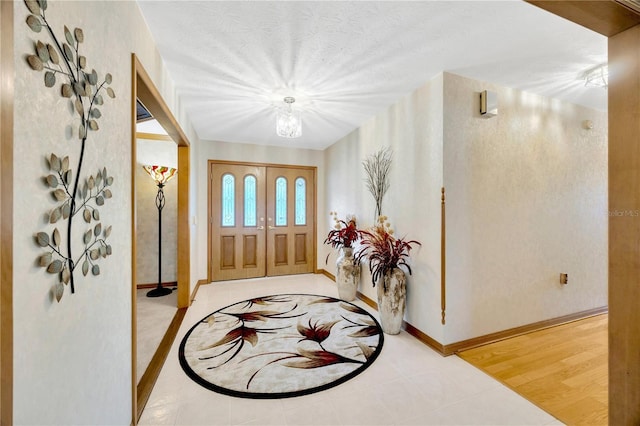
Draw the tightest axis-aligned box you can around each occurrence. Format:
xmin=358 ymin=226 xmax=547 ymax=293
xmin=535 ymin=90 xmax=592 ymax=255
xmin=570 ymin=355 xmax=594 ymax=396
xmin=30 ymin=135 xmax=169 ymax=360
xmin=376 ymin=267 xmax=407 ymax=334
xmin=336 ymin=247 xmax=359 ymax=301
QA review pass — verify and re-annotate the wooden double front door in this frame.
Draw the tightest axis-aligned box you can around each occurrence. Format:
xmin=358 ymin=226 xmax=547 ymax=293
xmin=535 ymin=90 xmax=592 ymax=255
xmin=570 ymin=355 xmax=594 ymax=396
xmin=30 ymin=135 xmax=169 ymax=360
xmin=209 ymin=162 xmax=316 ymax=281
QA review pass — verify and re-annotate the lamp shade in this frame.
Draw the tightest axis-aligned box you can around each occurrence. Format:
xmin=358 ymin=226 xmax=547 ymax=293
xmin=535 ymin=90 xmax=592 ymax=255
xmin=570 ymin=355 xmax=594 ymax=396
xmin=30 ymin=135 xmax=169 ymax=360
xmin=143 ymin=165 xmax=177 ymax=185
xmin=276 ymin=97 xmax=302 ymax=138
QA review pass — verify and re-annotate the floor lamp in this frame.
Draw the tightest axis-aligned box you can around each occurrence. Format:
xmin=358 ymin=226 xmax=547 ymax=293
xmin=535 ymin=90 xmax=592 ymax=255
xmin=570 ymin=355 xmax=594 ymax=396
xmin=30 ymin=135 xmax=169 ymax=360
xmin=143 ymin=165 xmax=177 ymax=297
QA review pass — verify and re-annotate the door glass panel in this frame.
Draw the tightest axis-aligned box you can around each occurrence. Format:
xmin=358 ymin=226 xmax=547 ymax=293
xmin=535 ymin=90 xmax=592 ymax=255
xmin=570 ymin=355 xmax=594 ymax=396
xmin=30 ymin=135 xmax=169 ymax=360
xmin=244 ymin=175 xmax=257 ymax=227
xmin=221 ymin=173 xmax=235 ymax=227
xmin=295 ymin=177 xmax=306 ymax=225
xmin=275 ymin=177 xmax=287 ymax=226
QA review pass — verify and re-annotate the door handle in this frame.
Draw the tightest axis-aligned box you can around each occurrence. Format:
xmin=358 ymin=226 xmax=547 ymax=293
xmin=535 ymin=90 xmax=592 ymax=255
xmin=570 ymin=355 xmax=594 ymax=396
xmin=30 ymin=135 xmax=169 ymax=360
xmin=257 ymin=226 xmax=264 ymax=230
xmin=268 ymin=225 xmax=275 ymax=230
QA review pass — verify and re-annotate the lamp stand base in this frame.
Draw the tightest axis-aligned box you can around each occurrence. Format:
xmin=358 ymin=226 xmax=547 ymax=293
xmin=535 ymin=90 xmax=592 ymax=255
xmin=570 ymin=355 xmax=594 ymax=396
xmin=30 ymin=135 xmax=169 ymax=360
xmin=146 ymin=285 xmax=173 ymax=298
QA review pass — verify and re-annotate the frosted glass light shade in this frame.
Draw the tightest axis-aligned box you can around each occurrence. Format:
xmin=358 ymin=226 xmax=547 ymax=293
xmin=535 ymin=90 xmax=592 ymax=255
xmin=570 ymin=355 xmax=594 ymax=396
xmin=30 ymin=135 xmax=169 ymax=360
xmin=276 ymin=97 xmax=302 ymax=138
xmin=143 ymin=165 xmax=177 ymax=185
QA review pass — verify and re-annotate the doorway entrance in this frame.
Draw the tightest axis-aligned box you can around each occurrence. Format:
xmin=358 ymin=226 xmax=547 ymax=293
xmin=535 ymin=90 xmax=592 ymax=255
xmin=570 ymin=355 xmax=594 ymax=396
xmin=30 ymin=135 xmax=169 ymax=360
xmin=208 ymin=161 xmax=316 ymax=281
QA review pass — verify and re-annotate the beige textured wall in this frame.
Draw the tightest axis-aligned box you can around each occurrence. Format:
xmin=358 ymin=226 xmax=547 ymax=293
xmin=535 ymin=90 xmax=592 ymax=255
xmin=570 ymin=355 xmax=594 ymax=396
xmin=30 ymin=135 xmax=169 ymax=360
xmin=194 ymin=140 xmax=325 ymax=282
xmin=324 ymin=74 xmax=445 ymax=342
xmin=442 ymin=72 xmax=608 ymax=343
xmin=136 ymin=139 xmax=178 ymax=285
xmin=12 ymin=1 xmax=194 ymax=423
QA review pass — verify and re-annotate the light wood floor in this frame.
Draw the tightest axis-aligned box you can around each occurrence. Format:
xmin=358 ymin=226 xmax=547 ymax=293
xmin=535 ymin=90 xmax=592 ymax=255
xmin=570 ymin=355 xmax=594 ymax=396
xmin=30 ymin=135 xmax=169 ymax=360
xmin=458 ymin=314 xmax=608 ymax=426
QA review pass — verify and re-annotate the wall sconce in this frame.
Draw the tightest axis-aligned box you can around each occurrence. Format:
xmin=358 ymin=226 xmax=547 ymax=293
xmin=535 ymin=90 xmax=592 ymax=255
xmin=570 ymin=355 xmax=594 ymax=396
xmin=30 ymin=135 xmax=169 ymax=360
xmin=582 ymin=120 xmax=594 ymax=130
xmin=480 ymin=90 xmax=498 ymax=117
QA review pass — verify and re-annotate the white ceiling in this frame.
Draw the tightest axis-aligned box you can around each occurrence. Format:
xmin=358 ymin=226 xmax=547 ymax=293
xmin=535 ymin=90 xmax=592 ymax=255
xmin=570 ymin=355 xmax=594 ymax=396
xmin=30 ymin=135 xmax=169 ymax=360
xmin=136 ymin=1 xmax=607 ymax=150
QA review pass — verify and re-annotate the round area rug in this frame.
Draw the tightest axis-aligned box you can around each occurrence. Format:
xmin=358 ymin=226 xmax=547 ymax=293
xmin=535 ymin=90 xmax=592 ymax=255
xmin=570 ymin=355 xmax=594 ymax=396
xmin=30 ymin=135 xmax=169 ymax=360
xmin=179 ymin=294 xmax=384 ymax=399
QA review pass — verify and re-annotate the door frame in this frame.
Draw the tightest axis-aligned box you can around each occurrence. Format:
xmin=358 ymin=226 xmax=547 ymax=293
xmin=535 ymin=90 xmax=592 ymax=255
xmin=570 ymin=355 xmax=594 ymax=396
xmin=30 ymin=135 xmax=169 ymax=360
xmin=207 ymin=160 xmax=317 ymax=283
xmin=131 ymin=54 xmax=191 ymax=423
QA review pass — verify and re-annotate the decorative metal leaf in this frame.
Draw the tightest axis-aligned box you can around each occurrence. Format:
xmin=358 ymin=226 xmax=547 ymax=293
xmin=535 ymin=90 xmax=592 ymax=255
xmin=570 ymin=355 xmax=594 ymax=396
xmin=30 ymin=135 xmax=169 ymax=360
xmin=92 ymin=209 xmax=100 ymax=221
xmin=64 ymin=170 xmax=72 ymax=186
xmin=81 ymin=182 xmax=88 ymax=199
xmin=87 ymin=175 xmax=95 ymax=190
xmin=52 ymin=228 xmax=61 ymax=246
xmin=74 ymin=28 xmax=84 ymax=43
xmin=82 ymin=259 xmax=89 ymax=276
xmin=44 ymin=71 xmax=55 ymax=88
xmin=106 ymin=176 xmax=114 ymax=186
xmin=27 ymin=55 xmax=43 ymax=71
xmin=83 ymin=209 xmax=91 ymax=223
xmin=49 ymin=206 xmax=61 ymax=224
xmin=46 ymin=174 xmax=58 ymax=188
xmin=39 ymin=252 xmax=52 ymax=267
xmin=36 ymin=40 xmax=49 ymax=62
xmin=90 ymin=108 xmax=101 ymax=119
xmin=64 ymin=26 xmax=74 ymax=46
xmin=88 ymin=69 xmax=98 ymax=85
xmin=83 ymin=230 xmax=92 ymax=245
xmin=38 ymin=0 xmax=47 ymax=11
xmin=62 ymin=203 xmax=70 ymax=219
xmin=99 ymin=246 xmax=106 ymax=257
xmin=50 ymin=153 xmax=61 ymax=171
xmin=73 ymin=82 xmax=85 ymax=96
xmin=90 ymin=249 xmax=99 ymax=260
xmin=78 ymin=124 xmax=86 ymax=139
xmin=78 ymin=56 xmax=86 ymax=69
xmin=62 ymin=43 xmax=73 ymax=62
xmin=47 ymin=44 xmax=59 ymax=64
xmin=61 ymin=83 xmax=73 ymax=98
xmin=74 ymin=99 xmax=83 ymax=116
xmin=95 ymin=94 xmax=104 ymax=105
xmin=54 ymin=281 xmax=64 ymax=303
xmin=104 ymin=225 xmax=112 ymax=238
xmin=88 ymin=120 xmax=99 ymax=131
xmin=84 ymin=82 xmax=92 ymax=97
xmin=36 ymin=232 xmax=49 ymax=247
xmin=103 ymin=189 xmax=112 ymax=199
xmin=96 ymin=169 xmax=102 ymax=184
xmin=106 ymin=245 xmax=112 ymax=255
xmin=103 ymin=167 xmax=107 ymax=180
xmin=106 ymin=87 xmax=115 ymax=99
xmin=47 ymin=259 xmax=63 ymax=274
xmin=52 ymin=188 xmax=66 ymax=201
xmin=96 ymin=196 xmax=104 ymax=206
xmin=25 ymin=0 xmax=40 ymax=15
xmin=26 ymin=15 xmax=42 ymax=33
xmin=93 ymin=223 xmax=102 ymax=237
xmin=61 ymin=267 xmax=70 ymax=284
xmin=61 ymin=156 xmax=69 ymax=172
xmin=92 ymin=264 xmax=100 ymax=276
xmin=105 ymin=73 xmax=112 ymax=84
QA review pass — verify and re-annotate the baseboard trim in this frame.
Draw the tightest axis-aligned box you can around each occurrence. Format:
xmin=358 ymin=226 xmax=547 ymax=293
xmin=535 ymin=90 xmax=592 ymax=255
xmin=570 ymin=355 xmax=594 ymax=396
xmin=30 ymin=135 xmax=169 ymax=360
xmin=136 ymin=281 xmax=177 ymax=290
xmin=191 ymin=278 xmax=209 ymax=303
xmin=136 ymin=307 xmax=187 ymax=421
xmin=446 ymin=305 xmax=609 ymax=355
xmin=317 ymin=268 xmax=335 ymax=281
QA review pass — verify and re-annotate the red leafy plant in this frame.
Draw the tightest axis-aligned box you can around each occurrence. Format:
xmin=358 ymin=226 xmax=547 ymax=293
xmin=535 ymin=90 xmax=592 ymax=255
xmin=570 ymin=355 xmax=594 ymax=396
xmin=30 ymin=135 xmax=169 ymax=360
xmin=355 ymin=216 xmax=421 ymax=286
xmin=324 ymin=212 xmax=362 ymax=249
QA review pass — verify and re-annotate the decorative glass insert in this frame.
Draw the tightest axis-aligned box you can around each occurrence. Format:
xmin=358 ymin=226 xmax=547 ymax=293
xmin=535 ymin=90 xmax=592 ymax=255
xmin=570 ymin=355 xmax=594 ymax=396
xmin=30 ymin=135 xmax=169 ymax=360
xmin=275 ymin=177 xmax=287 ymax=226
xmin=221 ymin=173 xmax=235 ymax=227
xmin=244 ymin=175 xmax=257 ymax=227
xmin=295 ymin=177 xmax=306 ymax=225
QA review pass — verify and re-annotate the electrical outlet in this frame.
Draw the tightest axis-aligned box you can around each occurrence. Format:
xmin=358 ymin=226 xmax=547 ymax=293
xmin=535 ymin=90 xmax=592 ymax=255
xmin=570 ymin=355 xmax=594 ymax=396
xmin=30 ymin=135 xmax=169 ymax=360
xmin=560 ymin=273 xmax=568 ymax=285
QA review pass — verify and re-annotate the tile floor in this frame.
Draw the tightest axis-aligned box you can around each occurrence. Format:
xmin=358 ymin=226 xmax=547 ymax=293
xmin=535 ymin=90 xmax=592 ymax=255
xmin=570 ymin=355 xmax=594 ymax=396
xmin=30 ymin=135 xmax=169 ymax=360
xmin=140 ymin=274 xmax=563 ymax=426
xmin=137 ymin=287 xmax=178 ymax=383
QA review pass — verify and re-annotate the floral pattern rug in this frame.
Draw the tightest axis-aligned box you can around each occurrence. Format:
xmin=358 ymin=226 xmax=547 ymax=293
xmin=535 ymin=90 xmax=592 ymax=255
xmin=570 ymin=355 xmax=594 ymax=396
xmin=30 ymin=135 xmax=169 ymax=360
xmin=179 ymin=294 xmax=384 ymax=399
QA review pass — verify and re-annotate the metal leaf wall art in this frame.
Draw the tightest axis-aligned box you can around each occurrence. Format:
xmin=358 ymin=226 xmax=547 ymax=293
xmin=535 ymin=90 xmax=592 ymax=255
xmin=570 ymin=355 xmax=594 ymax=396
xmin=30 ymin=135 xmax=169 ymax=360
xmin=24 ymin=0 xmax=116 ymax=302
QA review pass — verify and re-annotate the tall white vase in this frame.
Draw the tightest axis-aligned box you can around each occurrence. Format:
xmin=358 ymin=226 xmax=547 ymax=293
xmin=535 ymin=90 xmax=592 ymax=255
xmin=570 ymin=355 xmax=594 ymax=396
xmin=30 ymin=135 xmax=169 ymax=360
xmin=336 ymin=247 xmax=359 ymax=301
xmin=376 ymin=268 xmax=406 ymax=334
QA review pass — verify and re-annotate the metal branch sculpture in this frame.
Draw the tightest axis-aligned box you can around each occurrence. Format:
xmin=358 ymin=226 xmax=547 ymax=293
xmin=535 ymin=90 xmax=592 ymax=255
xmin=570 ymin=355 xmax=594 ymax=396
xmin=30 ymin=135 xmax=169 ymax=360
xmin=362 ymin=147 xmax=392 ymax=219
xmin=24 ymin=0 xmax=116 ymax=302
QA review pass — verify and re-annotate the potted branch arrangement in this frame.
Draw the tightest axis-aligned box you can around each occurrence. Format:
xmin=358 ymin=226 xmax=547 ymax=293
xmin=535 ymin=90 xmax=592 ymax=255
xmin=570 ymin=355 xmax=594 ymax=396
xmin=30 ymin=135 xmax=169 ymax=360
xmin=324 ymin=212 xmax=363 ymax=301
xmin=356 ymin=216 xmax=421 ymax=334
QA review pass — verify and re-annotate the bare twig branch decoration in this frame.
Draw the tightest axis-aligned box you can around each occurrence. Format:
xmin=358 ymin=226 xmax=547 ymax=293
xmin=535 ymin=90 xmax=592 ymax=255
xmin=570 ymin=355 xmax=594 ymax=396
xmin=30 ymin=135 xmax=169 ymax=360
xmin=25 ymin=0 xmax=116 ymax=302
xmin=362 ymin=147 xmax=392 ymax=219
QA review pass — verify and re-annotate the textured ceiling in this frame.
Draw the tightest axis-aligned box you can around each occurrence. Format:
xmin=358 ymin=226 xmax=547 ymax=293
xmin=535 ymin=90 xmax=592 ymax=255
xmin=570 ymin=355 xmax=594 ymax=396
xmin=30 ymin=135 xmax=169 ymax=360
xmin=136 ymin=1 xmax=607 ymax=150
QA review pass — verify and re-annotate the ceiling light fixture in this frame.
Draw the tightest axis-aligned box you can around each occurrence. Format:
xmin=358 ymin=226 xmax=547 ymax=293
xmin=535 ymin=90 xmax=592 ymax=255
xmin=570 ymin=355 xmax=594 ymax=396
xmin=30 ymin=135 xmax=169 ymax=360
xmin=583 ymin=63 xmax=608 ymax=89
xmin=276 ymin=96 xmax=302 ymax=138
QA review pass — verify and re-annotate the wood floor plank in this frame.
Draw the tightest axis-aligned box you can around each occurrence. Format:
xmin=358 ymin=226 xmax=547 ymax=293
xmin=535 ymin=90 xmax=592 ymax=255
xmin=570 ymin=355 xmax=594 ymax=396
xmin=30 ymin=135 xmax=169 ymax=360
xmin=459 ymin=314 xmax=608 ymax=425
